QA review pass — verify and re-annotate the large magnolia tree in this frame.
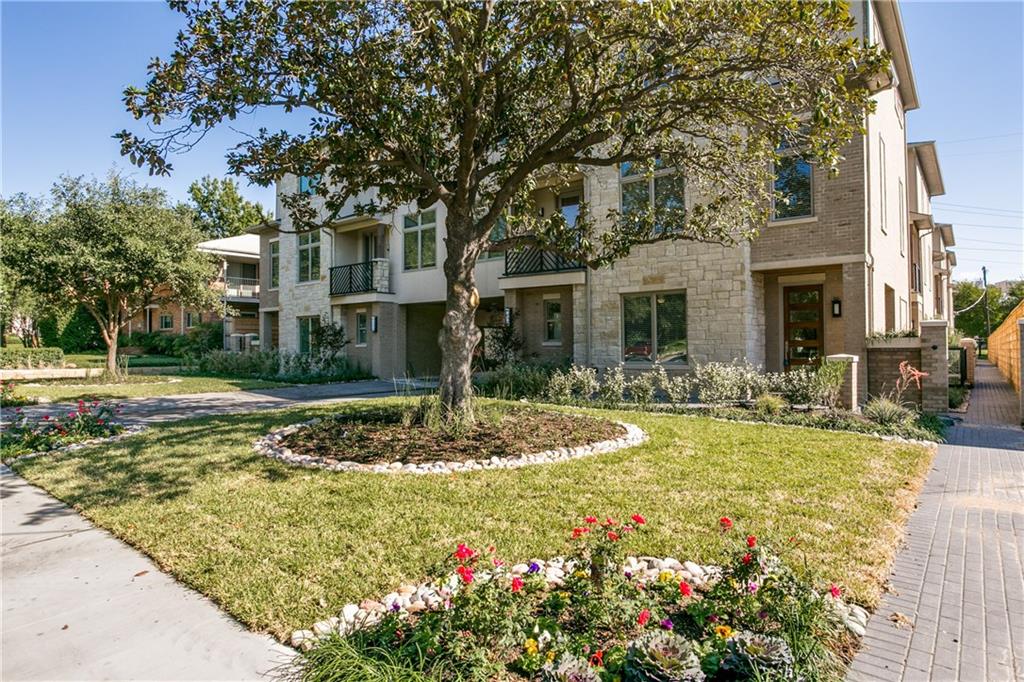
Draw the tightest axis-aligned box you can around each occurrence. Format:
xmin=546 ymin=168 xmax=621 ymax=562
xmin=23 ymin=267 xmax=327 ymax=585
xmin=119 ymin=0 xmax=886 ymax=418
xmin=2 ymin=175 xmax=222 ymax=373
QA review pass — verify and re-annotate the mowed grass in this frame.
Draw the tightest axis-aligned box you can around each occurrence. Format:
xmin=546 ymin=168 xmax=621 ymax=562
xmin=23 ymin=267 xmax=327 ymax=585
xmin=14 ymin=375 xmax=289 ymax=402
xmin=11 ymin=399 xmax=933 ymax=641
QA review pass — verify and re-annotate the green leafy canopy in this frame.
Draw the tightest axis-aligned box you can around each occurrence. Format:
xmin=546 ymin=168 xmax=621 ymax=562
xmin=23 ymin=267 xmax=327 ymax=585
xmin=118 ymin=0 xmax=887 ymax=265
xmin=188 ymin=175 xmax=271 ymax=239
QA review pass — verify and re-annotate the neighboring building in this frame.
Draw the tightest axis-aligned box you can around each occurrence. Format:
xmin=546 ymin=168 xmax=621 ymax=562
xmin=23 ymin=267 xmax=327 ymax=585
xmin=127 ymin=234 xmax=261 ymax=350
xmin=253 ymin=0 xmax=956 ymax=387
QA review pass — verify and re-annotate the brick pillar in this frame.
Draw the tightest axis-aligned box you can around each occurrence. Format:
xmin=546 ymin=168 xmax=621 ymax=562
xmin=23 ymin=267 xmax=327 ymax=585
xmin=960 ymin=337 xmax=977 ymax=386
xmin=919 ymin=320 xmax=949 ymax=414
xmin=826 ymin=353 xmax=859 ymax=411
xmin=842 ymin=262 xmax=869 ymax=400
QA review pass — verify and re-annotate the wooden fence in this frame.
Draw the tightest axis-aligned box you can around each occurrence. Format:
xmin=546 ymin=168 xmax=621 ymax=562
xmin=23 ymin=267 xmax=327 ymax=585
xmin=988 ymin=299 xmax=1024 ymax=393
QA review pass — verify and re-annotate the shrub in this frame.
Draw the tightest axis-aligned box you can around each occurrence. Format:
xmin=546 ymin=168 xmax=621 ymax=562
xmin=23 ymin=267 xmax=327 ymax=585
xmin=475 ymin=361 xmax=559 ymax=400
xmin=190 ymin=349 xmax=370 ymax=383
xmin=598 ymin=364 xmax=627 ymax=408
xmin=38 ymin=305 xmax=103 ymax=352
xmin=863 ymin=397 xmax=913 ymax=426
xmin=949 ymin=385 xmax=967 ymax=409
xmin=692 ymin=361 xmax=754 ymax=404
xmin=814 ymin=361 xmax=848 ymax=411
xmin=660 ymin=372 xmax=692 ymax=408
xmin=0 ymin=347 xmax=65 ymax=369
xmin=627 ymin=372 xmax=657 ymax=409
xmin=1 ymin=399 xmax=124 ymax=459
xmin=176 ymin=322 xmax=224 ymax=358
xmin=754 ymin=393 xmax=788 ymax=417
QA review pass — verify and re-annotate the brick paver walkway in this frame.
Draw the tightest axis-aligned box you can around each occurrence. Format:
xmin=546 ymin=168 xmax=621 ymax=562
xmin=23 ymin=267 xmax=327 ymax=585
xmin=847 ymin=362 xmax=1024 ymax=681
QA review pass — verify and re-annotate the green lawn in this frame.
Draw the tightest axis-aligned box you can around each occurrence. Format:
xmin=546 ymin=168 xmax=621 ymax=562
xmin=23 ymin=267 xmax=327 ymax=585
xmin=14 ymin=375 xmax=289 ymax=402
xmin=64 ymin=352 xmax=182 ymax=368
xmin=10 ymin=400 xmax=932 ymax=641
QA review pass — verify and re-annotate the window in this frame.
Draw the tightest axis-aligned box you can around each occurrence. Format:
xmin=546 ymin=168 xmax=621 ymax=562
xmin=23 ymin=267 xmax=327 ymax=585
xmin=159 ymin=314 xmax=173 ymax=330
xmin=620 ymin=160 xmax=685 ymax=232
xmin=898 ymin=179 xmax=905 ymax=255
xmin=297 ymin=231 xmax=321 ymax=282
xmin=622 ymin=291 xmax=687 ymax=364
xmin=403 ymin=210 xmax=437 ymax=270
xmin=269 ymin=240 xmax=280 ymax=289
xmin=298 ymin=316 xmax=320 ymax=354
xmin=879 ymin=136 xmax=887 ymax=234
xmin=772 ymin=156 xmax=813 ymax=220
xmin=355 ymin=311 xmax=368 ymax=346
xmin=185 ymin=312 xmax=200 ymax=328
xmin=480 ymin=216 xmax=506 ymax=260
xmin=543 ymin=298 xmax=562 ymax=343
xmin=298 ymin=174 xmax=321 ymax=195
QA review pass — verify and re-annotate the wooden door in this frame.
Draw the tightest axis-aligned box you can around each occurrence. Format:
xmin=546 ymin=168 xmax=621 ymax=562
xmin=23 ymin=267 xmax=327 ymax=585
xmin=784 ymin=285 xmax=823 ymax=370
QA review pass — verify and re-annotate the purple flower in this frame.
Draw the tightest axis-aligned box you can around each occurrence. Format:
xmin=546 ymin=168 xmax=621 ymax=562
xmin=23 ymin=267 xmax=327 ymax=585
xmin=624 ymin=571 xmax=633 ymax=579
xmin=758 ymin=610 xmax=769 ymax=620
xmin=709 ymin=614 xmax=719 ymax=623
xmin=390 ymin=602 xmax=401 ymax=612
xmin=747 ymin=582 xmax=759 ymax=594
xmin=528 ymin=562 xmax=541 ymax=574
xmin=660 ymin=618 xmax=674 ymax=630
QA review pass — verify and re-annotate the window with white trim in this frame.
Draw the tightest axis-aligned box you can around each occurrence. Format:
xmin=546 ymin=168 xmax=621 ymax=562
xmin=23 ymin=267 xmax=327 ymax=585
xmin=185 ymin=312 xmax=200 ymax=328
xmin=269 ymin=240 xmax=280 ymax=288
xmin=403 ymin=210 xmax=437 ymax=270
xmin=898 ymin=179 xmax=905 ymax=255
xmin=297 ymin=231 xmax=320 ymax=282
xmin=159 ymin=314 xmax=173 ymax=330
xmin=622 ymin=291 xmax=687 ymax=364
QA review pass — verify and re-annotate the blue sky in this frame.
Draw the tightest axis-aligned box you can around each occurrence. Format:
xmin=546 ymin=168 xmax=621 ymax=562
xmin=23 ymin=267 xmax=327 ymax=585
xmin=2 ymin=1 xmax=1022 ymax=282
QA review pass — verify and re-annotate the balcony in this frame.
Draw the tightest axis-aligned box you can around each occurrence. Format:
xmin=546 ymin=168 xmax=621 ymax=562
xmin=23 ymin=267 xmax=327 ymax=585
xmin=504 ymin=247 xmax=584 ymax=277
xmin=330 ymin=259 xmax=390 ymax=296
xmin=224 ymin=277 xmax=259 ymax=299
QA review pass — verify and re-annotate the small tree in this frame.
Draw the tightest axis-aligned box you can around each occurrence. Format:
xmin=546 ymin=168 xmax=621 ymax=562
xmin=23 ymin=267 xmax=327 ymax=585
xmin=2 ymin=175 xmax=222 ymax=374
xmin=187 ymin=175 xmax=271 ymax=239
xmin=119 ymin=1 xmax=886 ymax=420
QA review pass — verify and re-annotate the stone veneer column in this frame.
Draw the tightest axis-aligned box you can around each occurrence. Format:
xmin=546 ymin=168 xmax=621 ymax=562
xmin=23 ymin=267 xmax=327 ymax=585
xmin=825 ymin=354 xmax=859 ymax=411
xmin=842 ymin=262 xmax=869 ymax=400
xmin=959 ymin=337 xmax=976 ymax=386
xmin=919 ymin=320 xmax=949 ymax=414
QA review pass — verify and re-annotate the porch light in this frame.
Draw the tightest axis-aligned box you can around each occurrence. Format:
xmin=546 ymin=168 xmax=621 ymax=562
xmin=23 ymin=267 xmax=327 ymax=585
xmin=832 ymin=298 xmax=842 ymax=318
xmin=371 ymin=315 xmax=378 ymax=333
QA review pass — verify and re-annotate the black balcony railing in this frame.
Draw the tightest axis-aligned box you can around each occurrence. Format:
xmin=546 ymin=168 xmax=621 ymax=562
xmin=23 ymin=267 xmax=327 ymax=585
xmin=330 ymin=261 xmax=376 ymax=295
xmin=504 ymin=247 xmax=584 ymax=277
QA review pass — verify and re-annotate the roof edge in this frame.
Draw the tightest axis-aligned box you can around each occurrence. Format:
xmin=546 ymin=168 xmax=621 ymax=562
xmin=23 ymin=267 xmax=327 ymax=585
xmin=908 ymin=141 xmax=946 ymax=197
xmin=873 ymin=0 xmax=920 ymax=111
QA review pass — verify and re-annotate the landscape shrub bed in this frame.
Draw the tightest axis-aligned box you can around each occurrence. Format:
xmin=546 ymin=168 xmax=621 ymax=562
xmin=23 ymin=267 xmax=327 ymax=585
xmin=293 ymin=516 xmax=860 ymax=681
xmin=1 ymin=379 xmax=36 ymax=407
xmin=273 ymin=403 xmax=624 ymax=466
xmin=0 ymin=346 xmax=65 ymax=369
xmin=188 ymin=349 xmax=372 ymax=383
xmin=1 ymin=399 xmax=124 ymax=460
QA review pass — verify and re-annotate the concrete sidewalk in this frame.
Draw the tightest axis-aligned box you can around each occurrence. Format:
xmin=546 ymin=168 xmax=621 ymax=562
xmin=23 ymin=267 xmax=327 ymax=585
xmin=4 ymin=378 xmax=432 ymax=426
xmin=1 ymin=465 xmax=294 ymax=681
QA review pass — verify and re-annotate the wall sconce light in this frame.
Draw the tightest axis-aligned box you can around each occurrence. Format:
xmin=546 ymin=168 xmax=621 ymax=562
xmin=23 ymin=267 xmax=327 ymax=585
xmin=832 ymin=298 xmax=842 ymax=318
xmin=504 ymin=307 xmax=513 ymax=326
xmin=371 ymin=315 xmax=379 ymax=333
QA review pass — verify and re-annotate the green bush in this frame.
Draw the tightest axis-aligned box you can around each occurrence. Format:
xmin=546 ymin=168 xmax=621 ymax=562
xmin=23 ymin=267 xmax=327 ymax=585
xmin=189 ymin=349 xmax=371 ymax=383
xmin=948 ymin=386 xmax=967 ymax=409
xmin=38 ymin=305 xmax=103 ymax=352
xmin=862 ymin=397 xmax=913 ymax=426
xmin=0 ymin=347 xmax=65 ymax=369
xmin=754 ymin=393 xmax=789 ymax=417
xmin=176 ymin=322 xmax=224 ymax=358
xmin=475 ymin=361 xmax=562 ymax=400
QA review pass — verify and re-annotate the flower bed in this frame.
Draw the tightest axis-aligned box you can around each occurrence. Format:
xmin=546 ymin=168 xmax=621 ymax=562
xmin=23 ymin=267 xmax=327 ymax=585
xmin=292 ymin=516 xmax=867 ymax=681
xmin=1 ymin=400 xmax=132 ymax=461
xmin=255 ymin=405 xmax=644 ymax=474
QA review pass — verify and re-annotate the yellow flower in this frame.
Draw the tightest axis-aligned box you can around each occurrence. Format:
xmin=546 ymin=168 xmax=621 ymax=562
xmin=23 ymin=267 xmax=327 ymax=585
xmin=559 ymin=591 xmax=570 ymax=600
xmin=574 ymin=570 xmax=588 ymax=579
xmin=658 ymin=570 xmax=675 ymax=583
xmin=714 ymin=625 xmax=735 ymax=640
xmin=546 ymin=651 xmax=556 ymax=663
xmin=524 ymin=638 xmax=539 ymax=655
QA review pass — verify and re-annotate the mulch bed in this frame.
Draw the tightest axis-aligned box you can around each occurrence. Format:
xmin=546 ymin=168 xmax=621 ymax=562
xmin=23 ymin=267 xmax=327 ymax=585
xmin=278 ymin=405 xmax=624 ymax=465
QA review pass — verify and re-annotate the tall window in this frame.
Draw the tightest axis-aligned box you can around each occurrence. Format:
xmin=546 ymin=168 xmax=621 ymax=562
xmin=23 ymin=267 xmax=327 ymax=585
xmin=403 ymin=210 xmax=437 ymax=270
xmin=898 ymin=179 xmax=905 ymax=255
xmin=298 ymin=316 xmax=320 ymax=354
xmin=544 ymin=298 xmax=562 ymax=343
xmin=159 ymin=314 xmax=173 ymax=330
xmin=879 ymin=136 xmax=887 ymax=234
xmin=622 ymin=291 xmax=687 ymax=364
xmin=355 ymin=311 xmax=368 ymax=346
xmin=480 ymin=216 xmax=506 ymax=261
xmin=185 ymin=312 xmax=200 ymax=328
xmin=298 ymin=174 xmax=321 ymax=195
xmin=297 ymin=231 xmax=320 ymax=282
xmin=620 ymin=160 xmax=685 ymax=232
xmin=772 ymin=156 xmax=813 ymax=220
xmin=269 ymin=240 xmax=280 ymax=288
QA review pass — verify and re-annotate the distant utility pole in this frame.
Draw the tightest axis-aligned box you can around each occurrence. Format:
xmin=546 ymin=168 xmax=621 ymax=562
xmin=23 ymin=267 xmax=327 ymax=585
xmin=982 ymin=265 xmax=992 ymax=338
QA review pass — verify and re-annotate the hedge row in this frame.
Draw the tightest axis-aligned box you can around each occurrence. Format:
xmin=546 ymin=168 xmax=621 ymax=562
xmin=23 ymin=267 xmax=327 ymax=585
xmin=0 ymin=347 xmax=65 ymax=369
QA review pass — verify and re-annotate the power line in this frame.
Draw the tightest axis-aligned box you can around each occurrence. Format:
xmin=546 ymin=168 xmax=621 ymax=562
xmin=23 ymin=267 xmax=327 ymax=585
xmin=953 ymin=246 xmax=1024 ymax=253
xmin=934 ymin=201 xmax=1023 ymax=213
xmin=934 ymin=207 xmax=1024 ymax=218
xmin=941 ymin=148 xmax=1023 ymax=159
xmin=958 ymin=237 xmax=1024 ymax=246
xmin=947 ymin=222 xmax=1024 ymax=231
xmin=939 ymin=132 xmax=1022 ymax=145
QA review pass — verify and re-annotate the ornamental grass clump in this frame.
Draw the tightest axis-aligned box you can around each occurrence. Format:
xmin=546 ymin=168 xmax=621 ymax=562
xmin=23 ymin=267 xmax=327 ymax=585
xmin=294 ymin=516 xmax=857 ymax=682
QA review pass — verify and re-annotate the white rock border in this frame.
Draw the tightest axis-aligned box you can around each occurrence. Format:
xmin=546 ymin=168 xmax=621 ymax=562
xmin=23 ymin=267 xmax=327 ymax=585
xmin=291 ymin=554 xmax=868 ymax=649
xmin=253 ymin=414 xmax=647 ymax=474
xmin=3 ymin=424 xmax=148 ymax=463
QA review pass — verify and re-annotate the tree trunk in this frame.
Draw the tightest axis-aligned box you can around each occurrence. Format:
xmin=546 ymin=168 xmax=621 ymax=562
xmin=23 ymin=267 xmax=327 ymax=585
xmin=437 ymin=235 xmax=482 ymax=423
xmin=101 ymin=324 xmax=120 ymax=375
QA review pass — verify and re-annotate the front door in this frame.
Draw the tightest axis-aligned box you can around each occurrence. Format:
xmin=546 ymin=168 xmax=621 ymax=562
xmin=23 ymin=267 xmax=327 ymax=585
xmin=783 ymin=285 xmax=823 ymax=370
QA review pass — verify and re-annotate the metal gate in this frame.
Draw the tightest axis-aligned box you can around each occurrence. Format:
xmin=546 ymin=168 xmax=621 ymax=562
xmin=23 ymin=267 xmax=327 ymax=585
xmin=948 ymin=346 xmax=967 ymax=387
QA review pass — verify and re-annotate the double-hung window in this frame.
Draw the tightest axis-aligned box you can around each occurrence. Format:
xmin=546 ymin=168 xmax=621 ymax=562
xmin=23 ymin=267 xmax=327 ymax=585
xmin=298 ymin=316 xmax=320 ymax=354
xmin=159 ymin=314 xmax=173 ymax=330
xmin=297 ymin=231 xmax=320 ymax=283
xmin=622 ymin=291 xmax=687 ymax=364
xmin=269 ymin=240 xmax=280 ymax=288
xmin=403 ymin=210 xmax=437 ymax=270
xmin=772 ymin=155 xmax=813 ymax=220
xmin=543 ymin=297 xmax=562 ymax=344
xmin=355 ymin=311 xmax=368 ymax=346
xmin=620 ymin=160 xmax=685 ymax=233
xmin=185 ymin=312 xmax=200 ymax=328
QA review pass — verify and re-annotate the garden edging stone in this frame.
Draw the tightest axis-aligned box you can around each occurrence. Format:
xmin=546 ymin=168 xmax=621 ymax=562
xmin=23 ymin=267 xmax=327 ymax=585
xmin=3 ymin=425 xmax=148 ymax=463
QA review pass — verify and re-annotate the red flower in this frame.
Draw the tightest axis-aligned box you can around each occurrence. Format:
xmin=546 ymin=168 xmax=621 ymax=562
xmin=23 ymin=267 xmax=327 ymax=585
xmin=572 ymin=527 xmax=590 ymax=539
xmin=454 ymin=543 xmax=474 ymax=561
xmin=456 ymin=565 xmax=474 ymax=584
xmin=602 ymin=517 xmax=618 ymax=527
xmin=584 ymin=516 xmax=598 ymax=524
xmin=637 ymin=608 xmax=651 ymax=626
xmin=606 ymin=531 xmax=620 ymax=542
xmin=679 ymin=581 xmax=692 ymax=597
xmin=97 ymin=419 xmax=104 ymax=425
xmin=631 ymin=514 xmax=647 ymax=525
xmin=589 ymin=650 xmax=604 ymax=667
xmin=746 ymin=535 xmax=757 ymax=548
xmin=622 ymin=525 xmax=634 ymax=533
xmin=492 ymin=558 xmax=504 ymax=567
xmin=742 ymin=553 xmax=752 ymax=565
xmin=719 ymin=517 xmax=733 ymax=531
xmin=487 ymin=545 xmax=496 ymax=554
xmin=829 ymin=583 xmax=842 ymax=599
xmin=511 ymin=577 xmax=524 ymax=593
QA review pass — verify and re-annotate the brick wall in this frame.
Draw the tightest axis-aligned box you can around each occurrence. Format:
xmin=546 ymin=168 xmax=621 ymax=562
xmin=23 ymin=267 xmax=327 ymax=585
xmin=866 ymin=343 xmax=923 ymax=406
xmin=989 ymin=299 xmax=1024 ymax=393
